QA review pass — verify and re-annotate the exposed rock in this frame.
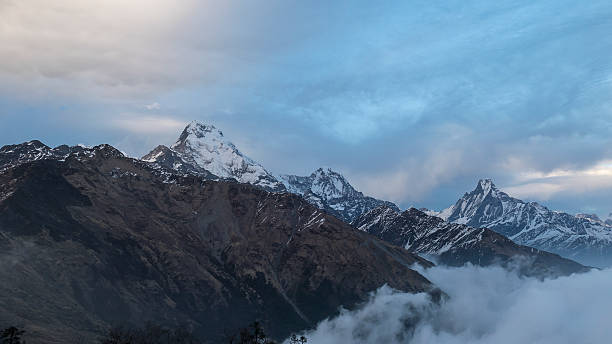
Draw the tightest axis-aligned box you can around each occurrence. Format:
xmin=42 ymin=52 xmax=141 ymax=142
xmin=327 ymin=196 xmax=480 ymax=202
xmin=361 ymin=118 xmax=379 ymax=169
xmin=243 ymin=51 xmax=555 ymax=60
xmin=278 ymin=168 xmax=399 ymax=223
xmin=438 ymin=179 xmax=612 ymax=267
xmin=143 ymin=121 xmax=285 ymax=192
xmin=354 ymin=206 xmax=589 ymax=277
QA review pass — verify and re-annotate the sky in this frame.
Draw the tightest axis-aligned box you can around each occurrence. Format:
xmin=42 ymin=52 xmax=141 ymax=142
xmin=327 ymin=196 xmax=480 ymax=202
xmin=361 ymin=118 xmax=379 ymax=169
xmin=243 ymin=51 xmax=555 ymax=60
xmin=1 ymin=0 xmax=612 ymax=217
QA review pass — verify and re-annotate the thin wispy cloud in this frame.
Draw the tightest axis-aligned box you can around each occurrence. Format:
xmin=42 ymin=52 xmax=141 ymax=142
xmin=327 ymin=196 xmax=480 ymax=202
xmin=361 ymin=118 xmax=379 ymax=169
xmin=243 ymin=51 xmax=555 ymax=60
xmin=504 ymin=160 xmax=612 ymax=200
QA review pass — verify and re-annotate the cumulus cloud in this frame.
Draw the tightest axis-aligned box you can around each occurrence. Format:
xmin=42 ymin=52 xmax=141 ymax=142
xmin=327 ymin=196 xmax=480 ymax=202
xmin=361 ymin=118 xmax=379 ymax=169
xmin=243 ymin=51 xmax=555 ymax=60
xmin=294 ymin=265 xmax=611 ymax=344
xmin=145 ymin=102 xmax=161 ymax=110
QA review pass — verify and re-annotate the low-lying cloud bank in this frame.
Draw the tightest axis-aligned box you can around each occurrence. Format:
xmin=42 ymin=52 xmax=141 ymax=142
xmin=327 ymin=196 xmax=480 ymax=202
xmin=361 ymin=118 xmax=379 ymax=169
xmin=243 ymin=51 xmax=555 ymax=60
xmin=292 ymin=265 xmax=612 ymax=344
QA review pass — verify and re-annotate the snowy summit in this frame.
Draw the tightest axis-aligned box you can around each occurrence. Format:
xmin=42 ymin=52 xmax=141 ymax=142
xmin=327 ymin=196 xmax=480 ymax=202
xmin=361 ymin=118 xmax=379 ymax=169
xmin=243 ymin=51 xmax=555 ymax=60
xmin=143 ymin=121 xmax=284 ymax=191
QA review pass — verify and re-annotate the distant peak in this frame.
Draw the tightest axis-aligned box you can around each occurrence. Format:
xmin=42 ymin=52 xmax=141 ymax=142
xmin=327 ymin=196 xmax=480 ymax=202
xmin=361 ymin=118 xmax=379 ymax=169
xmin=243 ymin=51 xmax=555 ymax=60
xmin=406 ymin=207 xmax=430 ymax=217
xmin=478 ymin=178 xmax=495 ymax=188
xmin=187 ymin=120 xmax=216 ymax=129
xmin=313 ymin=167 xmax=344 ymax=177
xmin=174 ymin=121 xmax=224 ymax=148
xmin=576 ymin=213 xmax=602 ymax=223
xmin=184 ymin=121 xmax=222 ymax=137
xmin=92 ymin=144 xmax=125 ymax=158
xmin=371 ymin=204 xmax=399 ymax=214
xmin=476 ymin=178 xmax=496 ymax=194
xmin=27 ymin=140 xmax=47 ymax=148
xmin=0 ymin=140 xmax=50 ymax=153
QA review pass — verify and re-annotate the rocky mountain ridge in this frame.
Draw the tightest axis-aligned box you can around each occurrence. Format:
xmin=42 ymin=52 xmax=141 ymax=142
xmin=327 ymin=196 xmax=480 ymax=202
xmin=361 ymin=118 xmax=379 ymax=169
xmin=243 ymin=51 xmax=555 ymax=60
xmin=0 ymin=140 xmax=89 ymax=172
xmin=354 ymin=206 xmax=588 ymax=276
xmin=142 ymin=121 xmax=284 ymax=191
xmin=576 ymin=212 xmax=612 ymax=227
xmin=436 ymin=179 xmax=612 ymax=267
xmin=277 ymin=168 xmax=399 ymax=223
xmin=142 ymin=121 xmax=396 ymax=223
xmin=0 ymin=142 xmax=435 ymax=343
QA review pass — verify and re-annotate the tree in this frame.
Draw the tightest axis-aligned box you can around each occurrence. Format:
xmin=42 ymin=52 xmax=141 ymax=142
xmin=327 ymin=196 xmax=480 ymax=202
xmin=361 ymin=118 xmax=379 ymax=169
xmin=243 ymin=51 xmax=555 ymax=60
xmin=1 ymin=326 xmax=25 ymax=344
xmin=228 ymin=322 xmax=276 ymax=344
xmin=99 ymin=323 xmax=200 ymax=344
xmin=288 ymin=334 xmax=307 ymax=344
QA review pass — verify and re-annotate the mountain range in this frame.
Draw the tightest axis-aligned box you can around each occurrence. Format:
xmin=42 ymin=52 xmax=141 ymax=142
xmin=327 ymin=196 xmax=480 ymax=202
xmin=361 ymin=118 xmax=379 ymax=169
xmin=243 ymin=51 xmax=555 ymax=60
xmin=277 ymin=168 xmax=399 ymax=223
xmin=142 ymin=121 xmax=398 ymax=224
xmin=354 ymin=206 xmax=586 ymax=276
xmin=0 ymin=142 xmax=434 ymax=343
xmin=141 ymin=122 xmax=611 ymax=267
xmin=433 ymin=179 xmax=612 ymax=267
xmin=0 ymin=121 xmax=597 ymax=342
xmin=142 ymin=122 xmax=610 ymax=267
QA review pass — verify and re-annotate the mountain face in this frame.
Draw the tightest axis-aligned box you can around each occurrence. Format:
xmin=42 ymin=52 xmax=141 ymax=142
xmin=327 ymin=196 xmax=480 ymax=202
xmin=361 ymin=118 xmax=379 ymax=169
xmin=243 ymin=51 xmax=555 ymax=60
xmin=438 ymin=179 xmax=612 ymax=267
xmin=0 ymin=140 xmax=88 ymax=172
xmin=354 ymin=206 xmax=588 ymax=276
xmin=577 ymin=213 xmax=612 ymax=227
xmin=0 ymin=142 xmax=434 ymax=343
xmin=143 ymin=122 xmax=396 ymax=223
xmin=142 ymin=121 xmax=285 ymax=192
xmin=278 ymin=168 xmax=399 ymax=223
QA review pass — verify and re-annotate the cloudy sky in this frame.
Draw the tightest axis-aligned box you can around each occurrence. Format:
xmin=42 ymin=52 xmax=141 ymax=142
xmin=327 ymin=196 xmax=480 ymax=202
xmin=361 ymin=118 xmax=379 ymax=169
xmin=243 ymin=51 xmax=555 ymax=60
xmin=1 ymin=0 xmax=612 ymax=217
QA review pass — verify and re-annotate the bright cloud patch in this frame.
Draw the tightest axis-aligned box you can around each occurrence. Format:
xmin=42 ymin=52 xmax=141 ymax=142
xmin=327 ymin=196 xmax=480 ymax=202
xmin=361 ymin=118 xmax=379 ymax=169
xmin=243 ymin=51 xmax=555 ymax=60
xmin=293 ymin=265 xmax=611 ymax=344
xmin=504 ymin=160 xmax=612 ymax=200
xmin=145 ymin=102 xmax=161 ymax=110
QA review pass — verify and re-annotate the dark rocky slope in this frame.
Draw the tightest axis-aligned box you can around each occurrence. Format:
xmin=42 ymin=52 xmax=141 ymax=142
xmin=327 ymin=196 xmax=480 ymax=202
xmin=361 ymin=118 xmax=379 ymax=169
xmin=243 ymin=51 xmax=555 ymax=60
xmin=355 ymin=206 xmax=589 ymax=277
xmin=0 ymin=144 xmax=434 ymax=343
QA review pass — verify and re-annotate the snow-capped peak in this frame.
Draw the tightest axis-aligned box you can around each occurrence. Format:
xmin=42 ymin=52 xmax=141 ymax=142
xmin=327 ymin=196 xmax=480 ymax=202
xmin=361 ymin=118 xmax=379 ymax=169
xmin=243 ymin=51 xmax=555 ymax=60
xmin=476 ymin=178 xmax=495 ymax=196
xmin=310 ymin=167 xmax=358 ymax=200
xmin=144 ymin=121 xmax=285 ymax=192
xmin=440 ymin=179 xmax=612 ymax=267
xmin=576 ymin=213 xmax=603 ymax=224
xmin=173 ymin=121 xmax=224 ymax=147
xmin=439 ymin=178 xmax=510 ymax=223
xmin=278 ymin=167 xmax=363 ymax=202
xmin=277 ymin=167 xmax=399 ymax=223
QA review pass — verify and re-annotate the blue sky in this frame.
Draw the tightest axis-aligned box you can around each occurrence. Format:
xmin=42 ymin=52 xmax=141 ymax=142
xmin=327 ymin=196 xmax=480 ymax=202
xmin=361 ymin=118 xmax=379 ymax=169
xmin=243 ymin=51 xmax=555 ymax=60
xmin=1 ymin=0 xmax=612 ymax=217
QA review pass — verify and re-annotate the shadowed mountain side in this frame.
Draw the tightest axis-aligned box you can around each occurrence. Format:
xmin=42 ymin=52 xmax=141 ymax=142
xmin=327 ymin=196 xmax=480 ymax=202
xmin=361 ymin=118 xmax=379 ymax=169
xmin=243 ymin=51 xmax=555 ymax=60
xmin=0 ymin=146 xmax=434 ymax=343
xmin=355 ymin=207 xmax=589 ymax=277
